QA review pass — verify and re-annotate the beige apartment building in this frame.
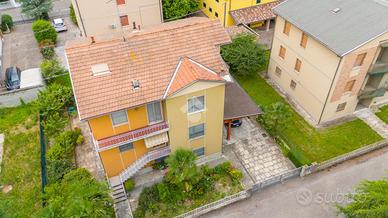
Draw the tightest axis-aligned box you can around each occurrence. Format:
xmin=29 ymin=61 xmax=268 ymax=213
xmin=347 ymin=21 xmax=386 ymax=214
xmin=268 ymin=0 xmax=388 ymax=125
xmin=71 ymin=0 xmax=163 ymax=37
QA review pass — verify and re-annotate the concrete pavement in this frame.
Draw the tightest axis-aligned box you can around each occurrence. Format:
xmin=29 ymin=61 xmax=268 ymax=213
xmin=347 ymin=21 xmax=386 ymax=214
xmin=203 ymin=146 xmax=388 ymax=218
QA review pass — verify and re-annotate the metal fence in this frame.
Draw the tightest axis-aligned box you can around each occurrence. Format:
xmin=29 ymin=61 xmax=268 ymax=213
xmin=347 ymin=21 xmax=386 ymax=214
xmin=39 ymin=114 xmax=48 ymax=206
xmin=252 ymin=167 xmax=302 ymax=192
xmin=175 ymin=191 xmax=249 ymax=218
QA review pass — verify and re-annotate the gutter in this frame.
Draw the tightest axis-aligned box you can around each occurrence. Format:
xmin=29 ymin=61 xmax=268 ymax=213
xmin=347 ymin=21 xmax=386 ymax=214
xmin=318 ymin=56 xmax=343 ymax=124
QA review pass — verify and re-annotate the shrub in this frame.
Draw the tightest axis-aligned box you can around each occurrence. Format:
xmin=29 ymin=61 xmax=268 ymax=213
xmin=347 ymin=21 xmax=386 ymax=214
xmin=69 ymin=4 xmax=77 ymax=25
xmin=36 ymin=83 xmax=73 ymax=116
xmin=40 ymin=46 xmax=55 ymax=59
xmin=1 ymin=14 xmax=13 ymax=31
xmin=134 ymin=185 xmax=160 ymax=218
xmin=124 ymin=179 xmax=135 ymax=193
xmin=47 ymin=159 xmax=74 ymax=183
xmin=40 ymin=59 xmax=67 ymax=81
xmin=32 ymin=20 xmax=57 ymax=44
xmin=42 ymin=111 xmax=68 ymax=138
xmin=47 ymin=129 xmax=83 ymax=160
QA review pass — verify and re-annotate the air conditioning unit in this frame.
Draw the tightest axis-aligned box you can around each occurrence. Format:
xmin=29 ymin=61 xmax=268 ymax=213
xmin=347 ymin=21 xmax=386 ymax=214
xmin=110 ymin=24 xmax=117 ymax=29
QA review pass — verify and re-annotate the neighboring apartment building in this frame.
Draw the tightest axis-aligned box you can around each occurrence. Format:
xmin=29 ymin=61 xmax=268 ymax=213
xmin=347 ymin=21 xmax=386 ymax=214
xmin=268 ymin=0 xmax=388 ymax=125
xmin=66 ymin=18 xmax=260 ymax=183
xmin=71 ymin=0 xmax=163 ymax=37
xmin=198 ymin=0 xmax=278 ymax=27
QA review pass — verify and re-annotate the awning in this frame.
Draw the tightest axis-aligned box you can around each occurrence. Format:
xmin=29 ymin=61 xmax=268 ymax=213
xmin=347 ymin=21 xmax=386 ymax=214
xmin=229 ymin=1 xmax=282 ymax=25
xmin=145 ymin=132 xmax=169 ymax=148
xmin=224 ymin=82 xmax=262 ymax=120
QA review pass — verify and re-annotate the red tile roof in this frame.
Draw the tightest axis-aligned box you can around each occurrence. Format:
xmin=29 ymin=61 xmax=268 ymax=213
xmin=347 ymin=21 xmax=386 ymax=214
xmin=230 ymin=1 xmax=282 ymax=25
xmin=65 ymin=17 xmax=231 ymax=120
xmin=164 ymin=57 xmax=225 ymax=97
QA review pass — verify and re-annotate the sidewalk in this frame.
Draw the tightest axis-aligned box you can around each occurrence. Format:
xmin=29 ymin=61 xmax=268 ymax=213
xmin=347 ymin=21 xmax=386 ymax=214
xmin=354 ymin=108 xmax=388 ymax=139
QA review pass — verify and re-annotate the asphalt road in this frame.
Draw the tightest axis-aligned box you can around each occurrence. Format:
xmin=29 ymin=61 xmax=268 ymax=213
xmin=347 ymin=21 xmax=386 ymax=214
xmin=204 ymin=145 xmax=388 ymax=218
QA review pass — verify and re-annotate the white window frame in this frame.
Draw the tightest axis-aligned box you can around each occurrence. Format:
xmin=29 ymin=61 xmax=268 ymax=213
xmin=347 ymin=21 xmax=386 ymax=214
xmin=146 ymin=101 xmax=164 ymax=125
xmin=110 ymin=110 xmax=128 ymax=126
xmin=189 ymin=123 xmax=205 ymax=140
xmin=187 ymin=96 xmax=205 ymax=114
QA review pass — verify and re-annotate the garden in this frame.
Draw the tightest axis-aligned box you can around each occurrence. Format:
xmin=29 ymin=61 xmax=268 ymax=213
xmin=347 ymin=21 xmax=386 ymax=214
xmin=376 ymin=105 xmax=388 ymax=124
xmin=221 ymin=33 xmax=383 ymax=164
xmin=132 ymin=149 xmax=243 ymax=218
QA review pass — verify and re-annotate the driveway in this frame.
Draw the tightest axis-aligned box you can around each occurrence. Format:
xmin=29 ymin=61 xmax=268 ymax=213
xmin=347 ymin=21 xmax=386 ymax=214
xmin=203 ymin=146 xmax=388 ymax=218
xmin=224 ymin=117 xmax=294 ymax=183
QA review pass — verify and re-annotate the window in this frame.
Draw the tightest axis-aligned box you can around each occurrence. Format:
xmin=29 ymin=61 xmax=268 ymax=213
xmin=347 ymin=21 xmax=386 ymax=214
xmin=120 ymin=15 xmax=129 ymax=26
xmin=354 ymin=53 xmax=366 ymax=67
xmin=189 ymin=124 xmax=205 ymax=139
xmin=295 ymin=58 xmax=302 ymax=72
xmin=147 ymin=102 xmax=162 ymax=124
xmin=193 ymin=147 xmax=205 ymax=157
xmin=275 ymin=66 xmax=282 ymax=77
xmin=256 ymin=0 xmax=261 ymax=3
xmin=91 ymin=63 xmax=110 ymax=76
xmin=116 ymin=0 xmax=125 ymax=5
xmin=336 ymin=103 xmax=347 ymax=112
xmin=300 ymin=33 xmax=308 ymax=48
xmin=119 ymin=143 xmax=133 ymax=152
xmin=216 ymin=0 xmax=219 ymax=2
xmin=215 ymin=12 xmax=219 ymax=17
xmin=203 ymin=2 xmax=206 ymax=8
xmin=290 ymin=80 xmax=297 ymax=90
xmin=209 ymin=7 xmax=212 ymax=12
xmin=188 ymin=96 xmax=205 ymax=113
xmin=111 ymin=110 xmax=128 ymax=126
xmin=279 ymin=46 xmax=286 ymax=59
xmin=283 ymin=21 xmax=291 ymax=36
xmin=344 ymin=80 xmax=356 ymax=92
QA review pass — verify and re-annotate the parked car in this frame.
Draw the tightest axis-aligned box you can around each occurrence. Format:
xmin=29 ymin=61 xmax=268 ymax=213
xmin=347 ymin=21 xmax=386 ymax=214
xmin=52 ymin=18 xmax=67 ymax=32
xmin=5 ymin=66 xmax=21 ymax=90
xmin=225 ymin=119 xmax=243 ymax=128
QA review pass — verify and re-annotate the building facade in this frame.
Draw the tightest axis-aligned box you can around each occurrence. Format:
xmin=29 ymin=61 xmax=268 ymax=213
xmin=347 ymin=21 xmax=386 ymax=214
xmin=268 ymin=0 xmax=388 ymax=125
xmin=66 ymin=18 xmax=233 ymax=180
xmin=71 ymin=0 xmax=163 ymax=37
xmin=198 ymin=0 xmax=276 ymax=27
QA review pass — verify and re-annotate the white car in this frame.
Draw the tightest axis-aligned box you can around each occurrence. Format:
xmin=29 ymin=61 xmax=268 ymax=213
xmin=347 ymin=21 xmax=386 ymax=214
xmin=52 ymin=18 xmax=67 ymax=32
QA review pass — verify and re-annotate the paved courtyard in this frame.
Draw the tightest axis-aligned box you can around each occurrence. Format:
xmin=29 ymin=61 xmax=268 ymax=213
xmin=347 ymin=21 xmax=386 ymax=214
xmin=225 ymin=117 xmax=295 ymax=183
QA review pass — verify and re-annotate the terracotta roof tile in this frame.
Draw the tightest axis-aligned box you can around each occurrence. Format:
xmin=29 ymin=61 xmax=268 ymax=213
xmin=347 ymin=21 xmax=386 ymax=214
xmin=66 ymin=18 xmax=231 ymax=120
xmin=230 ymin=1 xmax=282 ymax=25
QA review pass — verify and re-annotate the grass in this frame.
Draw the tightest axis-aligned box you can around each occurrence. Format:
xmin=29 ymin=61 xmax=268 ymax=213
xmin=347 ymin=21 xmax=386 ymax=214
xmin=0 ymin=104 xmax=42 ymax=217
xmin=376 ymin=105 xmax=388 ymax=124
xmin=236 ymin=74 xmax=383 ymax=163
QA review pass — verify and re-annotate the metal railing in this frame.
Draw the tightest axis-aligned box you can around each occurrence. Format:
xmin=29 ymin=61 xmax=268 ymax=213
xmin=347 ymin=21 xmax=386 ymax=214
xmin=119 ymin=146 xmax=171 ymax=182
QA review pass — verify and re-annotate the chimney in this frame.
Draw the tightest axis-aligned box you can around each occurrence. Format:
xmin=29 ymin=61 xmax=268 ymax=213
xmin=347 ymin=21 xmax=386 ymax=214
xmin=132 ymin=22 xmax=137 ymax=30
xmin=91 ymin=36 xmax=95 ymax=44
xmin=138 ymin=25 xmax=141 ymax=31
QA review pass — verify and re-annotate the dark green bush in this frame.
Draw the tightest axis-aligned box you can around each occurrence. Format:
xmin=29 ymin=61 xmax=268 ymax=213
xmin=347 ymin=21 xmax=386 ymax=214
xmin=40 ymin=59 xmax=67 ymax=82
xmin=1 ymin=14 xmax=13 ymax=31
xmin=36 ymin=83 xmax=74 ymax=116
xmin=124 ymin=179 xmax=135 ymax=193
xmin=47 ymin=159 xmax=74 ymax=183
xmin=69 ymin=4 xmax=77 ymax=25
xmin=47 ymin=128 xmax=83 ymax=161
xmin=42 ymin=111 xmax=68 ymax=138
xmin=134 ymin=185 xmax=160 ymax=218
xmin=40 ymin=46 xmax=55 ymax=59
xmin=32 ymin=19 xmax=57 ymax=44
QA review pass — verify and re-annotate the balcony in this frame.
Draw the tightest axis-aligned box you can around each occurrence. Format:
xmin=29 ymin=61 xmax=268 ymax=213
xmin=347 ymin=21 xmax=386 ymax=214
xmin=97 ymin=122 xmax=169 ymax=151
xmin=358 ymin=86 xmax=386 ymax=100
xmin=369 ymin=62 xmax=388 ymax=75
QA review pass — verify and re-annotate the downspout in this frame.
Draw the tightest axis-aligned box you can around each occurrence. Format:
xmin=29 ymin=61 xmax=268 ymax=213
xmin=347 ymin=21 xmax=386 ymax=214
xmin=318 ymin=56 xmax=343 ymax=124
xmin=74 ymin=0 xmax=87 ymax=37
xmin=223 ymin=1 xmax=227 ymax=27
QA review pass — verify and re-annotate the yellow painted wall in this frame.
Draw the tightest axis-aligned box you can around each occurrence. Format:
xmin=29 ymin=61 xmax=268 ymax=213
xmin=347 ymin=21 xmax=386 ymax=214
xmin=198 ymin=0 xmax=275 ymax=27
xmin=88 ymin=105 xmax=149 ymax=140
xmin=166 ymin=81 xmax=225 ymax=156
xmin=99 ymin=139 xmax=149 ymax=177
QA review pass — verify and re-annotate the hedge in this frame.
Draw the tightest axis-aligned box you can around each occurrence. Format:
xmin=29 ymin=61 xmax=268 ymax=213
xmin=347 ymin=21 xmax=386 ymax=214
xmin=32 ymin=19 xmax=57 ymax=44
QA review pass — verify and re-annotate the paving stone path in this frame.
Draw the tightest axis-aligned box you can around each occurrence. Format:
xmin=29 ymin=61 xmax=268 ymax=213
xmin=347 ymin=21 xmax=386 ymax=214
xmin=354 ymin=108 xmax=388 ymax=139
xmin=229 ymin=118 xmax=295 ymax=183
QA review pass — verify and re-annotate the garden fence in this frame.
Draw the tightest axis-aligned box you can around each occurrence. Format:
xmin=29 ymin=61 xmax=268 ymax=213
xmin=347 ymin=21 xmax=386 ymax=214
xmin=252 ymin=167 xmax=302 ymax=192
xmin=39 ymin=114 xmax=48 ymax=206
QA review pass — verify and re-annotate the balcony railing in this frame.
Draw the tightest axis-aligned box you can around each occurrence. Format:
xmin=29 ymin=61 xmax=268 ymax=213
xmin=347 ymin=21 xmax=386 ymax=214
xmin=358 ymin=87 xmax=387 ymax=100
xmin=119 ymin=146 xmax=171 ymax=182
xmin=97 ymin=122 xmax=169 ymax=151
xmin=369 ymin=62 xmax=388 ymax=75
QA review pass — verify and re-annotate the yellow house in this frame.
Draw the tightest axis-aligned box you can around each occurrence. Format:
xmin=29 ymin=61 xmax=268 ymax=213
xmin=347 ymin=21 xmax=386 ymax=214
xmin=65 ymin=18 xmax=233 ymax=182
xmin=198 ymin=0 xmax=279 ymax=27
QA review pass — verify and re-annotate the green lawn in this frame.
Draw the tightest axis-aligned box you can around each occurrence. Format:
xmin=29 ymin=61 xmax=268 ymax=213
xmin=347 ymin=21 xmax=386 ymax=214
xmin=0 ymin=104 xmax=42 ymax=217
xmin=236 ymin=74 xmax=383 ymax=163
xmin=376 ymin=105 xmax=388 ymax=124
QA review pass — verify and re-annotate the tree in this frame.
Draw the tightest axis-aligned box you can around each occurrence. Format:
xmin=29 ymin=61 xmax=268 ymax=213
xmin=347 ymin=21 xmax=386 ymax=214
xmin=1 ymin=14 xmax=13 ymax=32
xmin=258 ymin=102 xmax=291 ymax=136
xmin=40 ymin=59 xmax=67 ymax=81
xmin=337 ymin=177 xmax=388 ymax=218
xmin=162 ymin=0 xmax=198 ymax=20
xmin=36 ymin=83 xmax=73 ymax=116
xmin=165 ymin=149 xmax=201 ymax=193
xmin=32 ymin=20 xmax=57 ymax=44
xmin=221 ymin=33 xmax=268 ymax=77
xmin=19 ymin=0 xmax=53 ymax=20
xmin=34 ymin=168 xmax=115 ymax=217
